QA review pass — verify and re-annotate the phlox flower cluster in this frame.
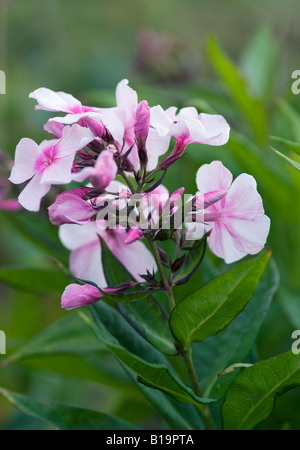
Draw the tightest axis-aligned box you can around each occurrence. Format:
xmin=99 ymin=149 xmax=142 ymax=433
xmin=9 ymin=79 xmax=270 ymax=310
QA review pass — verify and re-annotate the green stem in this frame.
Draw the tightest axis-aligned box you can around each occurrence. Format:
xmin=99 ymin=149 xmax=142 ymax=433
xmin=146 ymin=236 xmax=176 ymax=311
xmin=120 ymin=170 xmax=136 ymax=193
xmin=182 ymin=348 xmax=216 ymax=430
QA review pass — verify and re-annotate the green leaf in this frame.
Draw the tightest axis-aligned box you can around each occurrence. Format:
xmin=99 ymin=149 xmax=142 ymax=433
xmin=222 ymin=351 xmax=300 ymax=430
xmin=100 ymin=238 xmax=177 ymax=355
xmin=170 ymin=251 xmax=271 ymax=349
xmin=208 ymin=36 xmax=267 ymax=143
xmin=3 ymin=211 xmax=68 ymax=261
xmin=0 ymin=267 xmax=69 ymax=295
xmin=172 ymin=238 xmax=207 ymax=286
xmin=269 ymin=136 xmax=300 ymax=156
xmin=99 ymin=288 xmax=153 ymax=303
xmin=79 ymin=311 xmax=214 ymax=406
xmin=0 ymin=313 xmax=104 ymax=368
xmin=124 ymin=367 xmax=204 ymax=430
xmin=0 ymin=388 xmax=137 ymax=430
xmin=193 ymin=258 xmax=279 ymax=399
xmin=269 ymin=146 xmax=300 ymax=172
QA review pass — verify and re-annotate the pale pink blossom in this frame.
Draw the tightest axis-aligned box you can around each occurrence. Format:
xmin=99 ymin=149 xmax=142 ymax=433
xmin=48 ymin=187 xmax=95 ymax=225
xmin=72 ymin=150 xmax=118 ymax=190
xmin=195 ymin=161 xmax=270 ymax=263
xmin=29 ymin=87 xmax=101 ymax=114
xmin=59 ymin=222 xmax=156 ymax=287
xmin=29 ymin=87 xmax=125 ymax=144
xmin=9 ymin=125 xmax=94 ymax=211
xmin=150 ymin=106 xmax=230 ymax=168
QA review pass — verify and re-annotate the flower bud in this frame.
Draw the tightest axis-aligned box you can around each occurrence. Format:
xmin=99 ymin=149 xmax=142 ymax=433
xmin=124 ymin=226 xmax=143 ymax=244
xmin=134 ymin=100 xmax=150 ymax=165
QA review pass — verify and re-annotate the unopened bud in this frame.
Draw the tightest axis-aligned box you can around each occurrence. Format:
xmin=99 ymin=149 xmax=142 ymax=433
xmin=134 ymin=100 xmax=150 ymax=166
xmin=125 ymin=226 xmax=143 ymax=244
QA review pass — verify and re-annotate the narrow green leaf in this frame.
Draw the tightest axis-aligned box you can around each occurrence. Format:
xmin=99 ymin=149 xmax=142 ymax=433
xmin=222 ymin=351 xmax=300 ymax=430
xmin=79 ymin=311 xmax=214 ymax=406
xmin=269 ymin=146 xmax=300 ymax=172
xmin=100 ymin=238 xmax=177 ymax=355
xmin=269 ymin=136 xmax=300 ymax=156
xmin=0 ymin=388 xmax=137 ymax=430
xmin=208 ymin=36 xmax=267 ymax=143
xmin=170 ymin=251 xmax=271 ymax=349
xmin=0 ymin=267 xmax=69 ymax=295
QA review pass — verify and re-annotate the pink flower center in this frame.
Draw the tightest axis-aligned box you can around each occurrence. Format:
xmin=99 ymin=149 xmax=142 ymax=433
xmin=35 ymin=145 xmax=58 ymax=172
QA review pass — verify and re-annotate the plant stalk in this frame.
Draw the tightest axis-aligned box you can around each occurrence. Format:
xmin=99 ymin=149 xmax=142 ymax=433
xmin=146 ymin=236 xmax=176 ymax=311
xmin=183 ymin=348 xmax=216 ymax=430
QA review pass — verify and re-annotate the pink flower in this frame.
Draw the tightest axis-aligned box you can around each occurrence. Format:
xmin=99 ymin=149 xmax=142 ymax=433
xmin=29 ymin=87 xmax=101 ymax=114
xmin=72 ymin=150 xmax=118 ymax=190
xmin=150 ymin=106 xmax=230 ymax=168
xmin=48 ymin=187 xmax=95 ymax=225
xmin=30 ymin=87 xmax=125 ymax=145
xmin=9 ymin=125 xmax=94 ymax=211
xmin=59 ymin=222 xmax=157 ymax=287
xmin=195 ymin=161 xmax=270 ymax=263
xmin=62 ymin=283 xmax=103 ymax=310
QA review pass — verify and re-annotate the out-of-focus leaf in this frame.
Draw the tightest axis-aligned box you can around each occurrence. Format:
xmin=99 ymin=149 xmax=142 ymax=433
xmin=269 ymin=146 xmax=300 ymax=172
xmin=208 ymin=36 xmax=267 ymax=143
xmin=0 ymin=267 xmax=69 ymax=295
xmin=0 ymin=388 xmax=137 ymax=430
xmin=193 ymin=259 xmax=279 ymax=399
xmin=240 ymin=27 xmax=278 ymax=99
xmin=222 ymin=351 xmax=300 ymax=430
xmin=0 ymin=313 xmax=104 ymax=368
xmin=100 ymin=238 xmax=177 ymax=356
xmin=3 ymin=211 xmax=68 ymax=261
xmin=170 ymin=251 xmax=271 ymax=349
xmin=277 ymin=99 xmax=300 ymax=142
xmin=80 ymin=311 xmax=214 ymax=406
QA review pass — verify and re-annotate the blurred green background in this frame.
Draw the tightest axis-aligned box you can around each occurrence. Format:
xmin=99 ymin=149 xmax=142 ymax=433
xmin=0 ymin=0 xmax=300 ymax=429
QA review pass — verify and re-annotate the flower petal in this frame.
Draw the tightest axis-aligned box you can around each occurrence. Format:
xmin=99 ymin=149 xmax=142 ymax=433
xmin=197 ymin=113 xmax=230 ymax=145
xmin=29 ymin=88 xmax=81 ymax=112
xmin=61 ymin=283 xmax=103 ymax=310
xmin=18 ymin=173 xmax=51 ymax=212
xmin=146 ymin=128 xmax=170 ymax=171
xmin=9 ymin=138 xmax=40 ymax=184
xmin=225 ymin=215 xmax=271 ymax=255
xmin=48 ymin=188 xmax=93 ymax=225
xmin=70 ymin=240 xmax=106 ymax=287
xmin=196 ymin=160 xmax=233 ymax=193
xmin=224 ymin=173 xmax=264 ymax=221
xmin=208 ymin=221 xmax=246 ymax=264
